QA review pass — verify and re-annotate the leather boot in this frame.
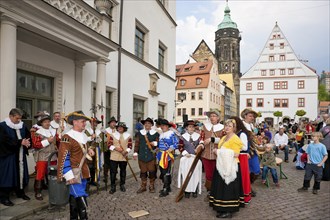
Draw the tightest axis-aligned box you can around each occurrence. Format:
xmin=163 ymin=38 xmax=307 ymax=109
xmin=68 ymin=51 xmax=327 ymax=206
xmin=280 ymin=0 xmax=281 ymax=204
xmin=159 ymin=175 xmax=171 ymax=197
xmin=136 ymin=178 xmax=147 ymax=193
xmin=34 ymin=180 xmax=43 ymax=200
xmin=76 ymin=197 xmax=88 ymax=220
xmin=109 ymin=172 xmax=116 ymax=194
xmin=69 ymin=196 xmax=78 ymax=220
xmin=148 ymin=171 xmax=156 ymax=193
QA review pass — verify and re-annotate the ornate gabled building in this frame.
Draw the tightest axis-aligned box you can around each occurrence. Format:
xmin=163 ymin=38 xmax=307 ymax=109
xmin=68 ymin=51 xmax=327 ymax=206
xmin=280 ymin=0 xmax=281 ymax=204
xmin=215 ymin=0 xmax=241 ymax=115
xmin=240 ymin=23 xmax=318 ymax=126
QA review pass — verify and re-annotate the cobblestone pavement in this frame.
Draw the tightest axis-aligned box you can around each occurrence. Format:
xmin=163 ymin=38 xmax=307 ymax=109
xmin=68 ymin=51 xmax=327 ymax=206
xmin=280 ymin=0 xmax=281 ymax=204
xmin=19 ymin=151 xmax=330 ymax=220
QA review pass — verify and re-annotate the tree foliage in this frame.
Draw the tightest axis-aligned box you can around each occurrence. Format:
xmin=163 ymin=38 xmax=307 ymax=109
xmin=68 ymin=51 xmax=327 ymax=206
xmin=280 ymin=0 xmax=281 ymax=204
xmin=318 ymin=84 xmax=330 ymax=101
xmin=257 ymin=111 xmax=262 ymax=118
xmin=273 ymin=111 xmax=283 ymax=117
xmin=295 ymin=109 xmax=306 ymax=117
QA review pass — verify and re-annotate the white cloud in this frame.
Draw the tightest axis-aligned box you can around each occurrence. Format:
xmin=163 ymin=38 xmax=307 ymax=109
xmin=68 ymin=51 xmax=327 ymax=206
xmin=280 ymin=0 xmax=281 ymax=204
xmin=176 ymin=1 xmax=330 ymax=73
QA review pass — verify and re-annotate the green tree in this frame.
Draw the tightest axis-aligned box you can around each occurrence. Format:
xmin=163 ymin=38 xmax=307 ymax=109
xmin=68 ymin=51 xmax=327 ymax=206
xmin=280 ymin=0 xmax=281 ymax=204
xmin=318 ymin=84 xmax=330 ymax=101
xmin=273 ymin=111 xmax=282 ymax=126
xmin=295 ymin=110 xmax=306 ymax=117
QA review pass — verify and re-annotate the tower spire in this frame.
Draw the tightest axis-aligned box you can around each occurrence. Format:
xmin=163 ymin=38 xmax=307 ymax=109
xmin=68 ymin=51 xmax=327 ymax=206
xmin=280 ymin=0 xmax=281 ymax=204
xmin=217 ymin=0 xmax=237 ymax=30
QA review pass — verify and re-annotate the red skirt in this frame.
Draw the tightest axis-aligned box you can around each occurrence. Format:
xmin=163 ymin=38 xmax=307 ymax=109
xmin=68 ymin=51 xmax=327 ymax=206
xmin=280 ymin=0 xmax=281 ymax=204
xmin=239 ymin=154 xmax=251 ymax=204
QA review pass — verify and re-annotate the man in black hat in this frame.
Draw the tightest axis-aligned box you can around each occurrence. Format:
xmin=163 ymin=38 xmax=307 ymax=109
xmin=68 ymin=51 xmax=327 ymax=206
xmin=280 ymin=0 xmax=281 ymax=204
xmin=31 ymin=112 xmax=60 ymax=200
xmin=57 ymin=111 xmax=95 ymax=219
xmin=0 ymin=108 xmax=31 ymax=206
xmin=104 ymin=116 xmax=117 ymax=184
xmin=108 ymin=122 xmax=132 ymax=194
xmin=133 ymin=117 xmax=159 ymax=193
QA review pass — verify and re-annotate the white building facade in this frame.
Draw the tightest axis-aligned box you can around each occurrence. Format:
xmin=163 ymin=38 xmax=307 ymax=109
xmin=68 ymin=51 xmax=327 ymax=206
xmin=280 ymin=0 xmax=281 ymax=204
xmin=0 ymin=0 xmax=176 ymax=135
xmin=175 ymin=58 xmax=224 ymax=124
xmin=240 ymin=23 xmax=318 ymax=126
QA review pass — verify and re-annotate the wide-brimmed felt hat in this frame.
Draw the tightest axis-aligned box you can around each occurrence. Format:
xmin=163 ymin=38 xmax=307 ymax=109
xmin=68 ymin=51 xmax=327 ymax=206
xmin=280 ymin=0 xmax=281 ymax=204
xmin=240 ymin=108 xmax=258 ymax=119
xmin=141 ymin=117 xmax=154 ymax=125
xmin=91 ymin=117 xmax=102 ymax=124
xmin=37 ymin=112 xmax=51 ymax=126
xmin=184 ymin=120 xmax=196 ymax=128
xmin=34 ymin=111 xmax=45 ymax=121
xmin=116 ymin=122 xmax=128 ymax=131
xmin=66 ymin=111 xmax=91 ymax=125
xmin=160 ymin=119 xmax=172 ymax=127
xmin=206 ymin=109 xmax=220 ymax=118
xmin=154 ymin=118 xmax=162 ymax=126
xmin=107 ymin=116 xmax=117 ymax=124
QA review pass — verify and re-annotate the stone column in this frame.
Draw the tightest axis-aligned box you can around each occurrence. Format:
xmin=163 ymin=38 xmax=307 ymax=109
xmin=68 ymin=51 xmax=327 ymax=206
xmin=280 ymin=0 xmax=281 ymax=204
xmin=74 ymin=61 xmax=85 ymax=110
xmin=95 ymin=57 xmax=109 ymax=121
xmin=0 ymin=16 xmax=17 ymax=119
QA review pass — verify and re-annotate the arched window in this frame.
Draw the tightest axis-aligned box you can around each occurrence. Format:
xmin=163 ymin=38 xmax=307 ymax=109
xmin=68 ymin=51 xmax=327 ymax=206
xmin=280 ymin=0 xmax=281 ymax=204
xmin=196 ymin=78 xmax=202 ymax=85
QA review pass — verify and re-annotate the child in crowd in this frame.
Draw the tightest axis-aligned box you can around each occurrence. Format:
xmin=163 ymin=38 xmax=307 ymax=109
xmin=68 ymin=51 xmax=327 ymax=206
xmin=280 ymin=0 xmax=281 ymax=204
xmin=261 ymin=143 xmax=279 ymax=187
xmin=297 ymin=132 xmax=328 ymax=194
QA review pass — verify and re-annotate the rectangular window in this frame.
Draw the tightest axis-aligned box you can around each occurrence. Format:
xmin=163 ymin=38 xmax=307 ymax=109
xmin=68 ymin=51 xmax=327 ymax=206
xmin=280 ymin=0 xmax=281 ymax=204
xmin=281 ymin=81 xmax=288 ymax=89
xmin=210 ymin=93 xmax=212 ymax=101
xmin=270 ymin=69 xmax=275 ymax=76
xmin=198 ymin=91 xmax=203 ymax=100
xmin=135 ymin=27 xmax=145 ymax=59
xmin=191 ymin=92 xmax=195 ymax=100
xmin=261 ymin=70 xmax=266 ymax=76
xmin=106 ymin=91 xmax=112 ymax=122
xmin=133 ymin=98 xmax=144 ymax=129
xmin=280 ymin=55 xmax=285 ymax=61
xmin=246 ymin=98 xmax=252 ymax=107
xmin=280 ymin=43 xmax=284 ymax=49
xmin=298 ymin=98 xmax=305 ymax=107
xmin=269 ymin=56 xmax=274 ymax=61
xmin=158 ymin=104 xmax=165 ymax=119
xmin=282 ymin=99 xmax=288 ymax=108
xmin=257 ymin=82 xmax=264 ymax=90
xmin=257 ymin=98 xmax=264 ymax=107
xmin=158 ymin=46 xmax=165 ymax=72
xmin=280 ymin=69 xmax=286 ymax=75
xmin=298 ymin=80 xmax=305 ymax=89
xmin=182 ymin=108 xmax=186 ymax=115
xmin=269 ymin=43 xmax=274 ymax=50
xmin=274 ymin=99 xmax=281 ymax=107
xmin=246 ymin=83 xmax=252 ymax=91
xmin=191 ymin=108 xmax=195 ymax=116
xmin=177 ymin=108 xmax=182 ymax=116
xmin=274 ymin=81 xmax=281 ymax=89
xmin=288 ymin=68 xmax=294 ymax=75
xmin=198 ymin=108 xmax=203 ymax=116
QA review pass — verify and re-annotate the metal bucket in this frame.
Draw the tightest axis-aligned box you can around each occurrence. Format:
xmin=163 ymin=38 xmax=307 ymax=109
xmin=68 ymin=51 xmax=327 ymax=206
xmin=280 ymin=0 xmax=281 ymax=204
xmin=48 ymin=151 xmax=69 ymax=206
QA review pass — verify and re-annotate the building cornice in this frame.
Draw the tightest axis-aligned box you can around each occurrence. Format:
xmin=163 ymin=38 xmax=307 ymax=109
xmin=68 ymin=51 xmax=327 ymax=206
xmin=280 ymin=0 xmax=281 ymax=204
xmin=121 ymin=48 xmax=176 ymax=82
xmin=156 ymin=0 xmax=177 ymax=27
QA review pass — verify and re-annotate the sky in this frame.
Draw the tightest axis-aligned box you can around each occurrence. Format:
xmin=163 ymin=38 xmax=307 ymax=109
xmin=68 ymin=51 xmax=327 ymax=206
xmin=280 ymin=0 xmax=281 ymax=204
xmin=176 ymin=0 xmax=330 ymax=74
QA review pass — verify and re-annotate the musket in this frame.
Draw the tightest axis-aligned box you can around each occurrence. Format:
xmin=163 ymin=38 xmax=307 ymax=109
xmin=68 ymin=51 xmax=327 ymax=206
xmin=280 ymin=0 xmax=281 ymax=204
xmin=90 ymin=105 xmax=101 ymax=193
xmin=175 ymin=144 xmax=203 ymax=203
xmin=61 ymin=95 xmax=66 ymax=134
xmin=118 ymin=139 xmax=138 ymax=182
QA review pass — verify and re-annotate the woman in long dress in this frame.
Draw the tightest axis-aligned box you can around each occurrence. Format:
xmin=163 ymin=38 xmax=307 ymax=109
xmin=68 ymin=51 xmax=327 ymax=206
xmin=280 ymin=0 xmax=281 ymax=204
xmin=209 ymin=119 xmax=244 ymax=218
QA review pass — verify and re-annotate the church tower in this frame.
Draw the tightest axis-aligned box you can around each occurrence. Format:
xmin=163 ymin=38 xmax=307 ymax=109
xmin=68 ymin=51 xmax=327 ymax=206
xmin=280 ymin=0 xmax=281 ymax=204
xmin=215 ymin=0 xmax=241 ymax=115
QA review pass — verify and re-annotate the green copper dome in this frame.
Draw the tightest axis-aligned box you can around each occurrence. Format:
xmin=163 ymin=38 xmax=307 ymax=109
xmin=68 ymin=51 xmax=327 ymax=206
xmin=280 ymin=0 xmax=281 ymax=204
xmin=217 ymin=2 xmax=237 ymax=30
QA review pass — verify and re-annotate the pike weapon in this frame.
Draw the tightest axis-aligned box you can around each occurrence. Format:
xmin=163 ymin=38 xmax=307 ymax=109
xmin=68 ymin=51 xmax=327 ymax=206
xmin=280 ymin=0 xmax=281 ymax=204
xmin=119 ymin=139 xmax=138 ymax=181
xmin=175 ymin=144 xmax=203 ymax=203
xmin=101 ymin=114 xmax=107 ymax=191
xmin=61 ymin=96 xmax=66 ymax=133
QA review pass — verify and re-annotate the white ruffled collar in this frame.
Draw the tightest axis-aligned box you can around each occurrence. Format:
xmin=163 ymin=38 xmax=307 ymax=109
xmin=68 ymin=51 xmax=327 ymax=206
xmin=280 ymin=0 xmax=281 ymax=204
xmin=85 ymin=127 xmax=101 ymax=136
xmin=112 ymin=131 xmax=131 ymax=140
xmin=36 ymin=127 xmax=54 ymax=137
xmin=204 ymin=122 xmax=223 ymax=132
xmin=50 ymin=120 xmax=59 ymax=129
xmin=160 ymin=130 xmax=174 ymax=139
xmin=66 ymin=129 xmax=89 ymax=144
xmin=182 ymin=132 xmax=200 ymax=141
xmin=105 ymin=127 xmax=116 ymax=134
xmin=4 ymin=117 xmax=23 ymax=130
xmin=140 ymin=129 xmax=157 ymax=135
